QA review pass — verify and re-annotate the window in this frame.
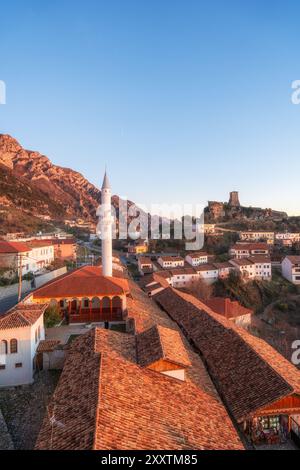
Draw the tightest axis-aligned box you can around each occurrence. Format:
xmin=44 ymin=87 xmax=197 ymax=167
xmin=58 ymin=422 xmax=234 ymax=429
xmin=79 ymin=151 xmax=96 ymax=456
xmin=0 ymin=365 xmax=5 ymax=370
xmin=38 ymin=326 xmax=41 ymax=340
xmin=35 ymin=330 xmax=38 ymax=343
xmin=1 ymin=340 xmax=8 ymax=355
xmin=10 ymin=339 xmax=18 ymax=354
xmin=15 ymin=363 xmax=22 ymax=368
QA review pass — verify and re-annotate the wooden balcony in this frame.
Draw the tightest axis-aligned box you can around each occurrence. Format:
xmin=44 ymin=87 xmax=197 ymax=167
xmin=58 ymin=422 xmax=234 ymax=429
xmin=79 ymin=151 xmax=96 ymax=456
xmin=67 ymin=307 xmax=124 ymax=324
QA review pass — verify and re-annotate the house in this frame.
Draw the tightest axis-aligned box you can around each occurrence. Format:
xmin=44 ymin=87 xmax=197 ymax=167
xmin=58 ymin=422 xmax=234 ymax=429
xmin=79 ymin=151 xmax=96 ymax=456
xmin=230 ymin=242 xmax=270 ymax=259
xmin=0 ymin=304 xmax=47 ymax=387
xmin=33 ymin=238 xmax=77 ymax=261
xmin=0 ymin=241 xmax=31 ymax=276
xmin=35 ymin=324 xmax=243 ymax=450
xmin=157 ymin=256 xmax=184 ymax=269
xmin=193 ymin=264 xmax=219 ymax=283
xmin=203 ymin=297 xmax=253 ymax=326
xmin=127 ymin=239 xmax=148 ymax=255
xmin=185 ymin=252 xmax=208 ymax=266
xmin=169 ymin=268 xmax=198 ymax=288
xmin=204 ymin=224 xmax=216 ymax=234
xmin=229 ymin=256 xmax=272 ymax=281
xmin=25 ymin=240 xmax=55 ymax=270
xmin=154 ymin=288 xmax=300 ymax=445
xmin=213 ymin=262 xmax=235 ymax=279
xmin=282 ymin=256 xmax=300 ymax=285
xmin=138 ymin=257 xmax=153 ymax=275
xmin=239 ymin=231 xmax=274 ymax=244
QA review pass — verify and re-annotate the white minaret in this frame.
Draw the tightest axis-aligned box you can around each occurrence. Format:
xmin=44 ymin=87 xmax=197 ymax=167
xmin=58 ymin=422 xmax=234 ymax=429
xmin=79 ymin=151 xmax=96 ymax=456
xmin=99 ymin=171 xmax=113 ymax=277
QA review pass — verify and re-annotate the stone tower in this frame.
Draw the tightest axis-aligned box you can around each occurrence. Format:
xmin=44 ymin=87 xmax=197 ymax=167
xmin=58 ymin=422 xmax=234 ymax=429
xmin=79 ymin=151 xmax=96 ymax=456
xmin=99 ymin=171 xmax=113 ymax=277
xmin=228 ymin=191 xmax=240 ymax=208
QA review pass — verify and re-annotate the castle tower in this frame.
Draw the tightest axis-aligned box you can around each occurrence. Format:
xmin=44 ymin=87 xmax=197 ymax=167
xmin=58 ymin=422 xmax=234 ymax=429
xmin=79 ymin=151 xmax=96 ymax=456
xmin=228 ymin=191 xmax=240 ymax=208
xmin=100 ymin=171 xmax=113 ymax=277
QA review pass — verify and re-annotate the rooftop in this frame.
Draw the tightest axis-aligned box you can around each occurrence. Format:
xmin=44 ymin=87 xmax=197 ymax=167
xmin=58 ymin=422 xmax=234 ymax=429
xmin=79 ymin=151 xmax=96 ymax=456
xmin=153 ymin=288 xmax=300 ymax=422
xmin=35 ymin=326 xmax=243 ymax=450
xmin=31 ymin=265 xmax=129 ymax=299
xmin=0 ymin=304 xmax=47 ymax=330
xmin=0 ymin=241 xmax=29 ymax=254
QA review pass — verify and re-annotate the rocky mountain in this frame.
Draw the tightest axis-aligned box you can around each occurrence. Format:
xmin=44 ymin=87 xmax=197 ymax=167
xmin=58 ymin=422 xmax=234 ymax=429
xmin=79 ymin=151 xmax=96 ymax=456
xmin=0 ymin=134 xmax=102 ymax=222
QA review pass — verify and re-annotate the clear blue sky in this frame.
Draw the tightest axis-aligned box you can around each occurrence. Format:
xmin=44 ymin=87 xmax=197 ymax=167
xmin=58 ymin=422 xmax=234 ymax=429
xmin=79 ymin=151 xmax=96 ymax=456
xmin=1 ymin=1 xmax=300 ymax=215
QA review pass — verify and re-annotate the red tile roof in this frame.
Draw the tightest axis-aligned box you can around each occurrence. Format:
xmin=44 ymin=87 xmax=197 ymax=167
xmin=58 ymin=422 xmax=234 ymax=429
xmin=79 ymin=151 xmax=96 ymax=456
xmin=0 ymin=241 xmax=29 ymax=253
xmin=32 ymin=265 xmax=129 ymax=299
xmin=186 ymin=252 xmax=208 ymax=259
xmin=136 ymin=324 xmax=191 ymax=369
xmin=285 ymin=256 xmax=300 ymax=265
xmin=0 ymin=304 xmax=47 ymax=330
xmin=231 ymin=243 xmax=270 ymax=252
xmin=35 ymin=327 xmax=243 ymax=450
xmin=153 ymin=288 xmax=300 ymax=422
xmin=37 ymin=339 xmax=60 ymax=353
xmin=203 ymin=297 xmax=253 ymax=319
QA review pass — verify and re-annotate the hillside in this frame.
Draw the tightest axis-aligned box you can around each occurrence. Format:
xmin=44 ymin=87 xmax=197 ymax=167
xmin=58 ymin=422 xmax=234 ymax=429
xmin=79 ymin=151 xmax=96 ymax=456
xmin=0 ymin=134 xmax=102 ymax=223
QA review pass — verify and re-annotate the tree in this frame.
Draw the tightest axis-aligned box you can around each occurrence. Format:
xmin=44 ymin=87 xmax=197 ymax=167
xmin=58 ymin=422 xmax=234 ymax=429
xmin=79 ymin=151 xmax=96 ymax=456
xmin=44 ymin=304 xmax=61 ymax=328
xmin=185 ymin=278 xmax=213 ymax=302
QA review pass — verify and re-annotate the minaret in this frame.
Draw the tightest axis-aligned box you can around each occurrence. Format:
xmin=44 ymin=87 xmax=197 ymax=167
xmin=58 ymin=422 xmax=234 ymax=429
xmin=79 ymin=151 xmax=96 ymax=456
xmin=100 ymin=171 xmax=113 ymax=277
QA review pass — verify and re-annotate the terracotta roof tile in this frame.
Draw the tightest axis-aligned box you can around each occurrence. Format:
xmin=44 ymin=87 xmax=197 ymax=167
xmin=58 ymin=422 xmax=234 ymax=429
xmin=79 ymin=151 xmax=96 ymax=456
xmin=153 ymin=288 xmax=300 ymax=422
xmin=0 ymin=303 xmax=47 ymax=329
xmin=35 ymin=328 xmax=243 ymax=450
xmin=32 ymin=265 xmax=129 ymax=299
xmin=136 ymin=324 xmax=191 ymax=369
xmin=0 ymin=241 xmax=29 ymax=253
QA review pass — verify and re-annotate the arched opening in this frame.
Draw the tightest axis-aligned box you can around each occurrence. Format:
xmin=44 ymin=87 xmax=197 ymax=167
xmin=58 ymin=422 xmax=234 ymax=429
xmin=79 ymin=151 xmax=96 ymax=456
xmin=49 ymin=299 xmax=58 ymax=307
xmin=102 ymin=296 xmax=111 ymax=314
xmin=1 ymin=340 xmax=8 ymax=355
xmin=81 ymin=297 xmax=90 ymax=310
xmin=10 ymin=339 xmax=18 ymax=354
xmin=112 ymin=296 xmax=122 ymax=313
xmin=70 ymin=298 xmax=79 ymax=313
xmin=91 ymin=297 xmax=100 ymax=310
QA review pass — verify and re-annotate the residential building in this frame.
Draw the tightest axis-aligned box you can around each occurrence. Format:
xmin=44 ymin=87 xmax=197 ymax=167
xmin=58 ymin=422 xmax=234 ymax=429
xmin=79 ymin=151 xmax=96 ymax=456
xmin=229 ymin=256 xmax=272 ymax=281
xmin=203 ymin=297 xmax=253 ymax=326
xmin=239 ymin=231 xmax=275 ymax=244
xmin=194 ymin=264 xmax=219 ymax=283
xmin=0 ymin=304 xmax=46 ymax=387
xmin=185 ymin=252 xmax=208 ymax=266
xmin=213 ymin=262 xmax=235 ymax=279
xmin=204 ymin=224 xmax=216 ymax=234
xmin=0 ymin=241 xmax=30 ymax=276
xmin=157 ymin=256 xmax=185 ymax=269
xmin=282 ymin=256 xmax=300 ymax=285
xmin=230 ymin=242 xmax=270 ymax=259
xmin=32 ymin=238 xmax=77 ymax=261
xmin=26 ymin=240 xmax=55 ymax=271
xmin=127 ymin=239 xmax=148 ymax=255
xmin=138 ymin=257 xmax=153 ymax=276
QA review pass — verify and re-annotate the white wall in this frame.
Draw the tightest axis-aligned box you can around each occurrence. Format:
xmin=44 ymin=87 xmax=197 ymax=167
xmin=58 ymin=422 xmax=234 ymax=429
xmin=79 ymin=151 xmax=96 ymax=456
xmin=0 ymin=315 xmax=44 ymax=387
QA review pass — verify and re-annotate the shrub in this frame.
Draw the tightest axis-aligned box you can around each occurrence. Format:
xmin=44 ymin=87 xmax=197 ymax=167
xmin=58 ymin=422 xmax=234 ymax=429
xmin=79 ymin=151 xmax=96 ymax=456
xmin=44 ymin=304 xmax=61 ymax=328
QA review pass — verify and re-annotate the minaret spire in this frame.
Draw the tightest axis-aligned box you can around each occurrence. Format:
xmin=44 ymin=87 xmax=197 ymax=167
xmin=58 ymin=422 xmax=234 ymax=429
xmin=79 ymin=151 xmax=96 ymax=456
xmin=99 ymin=169 xmax=113 ymax=276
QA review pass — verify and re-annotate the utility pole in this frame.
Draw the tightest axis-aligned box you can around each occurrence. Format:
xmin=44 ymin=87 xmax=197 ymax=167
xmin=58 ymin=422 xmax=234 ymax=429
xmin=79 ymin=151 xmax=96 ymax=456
xmin=18 ymin=253 xmax=22 ymax=302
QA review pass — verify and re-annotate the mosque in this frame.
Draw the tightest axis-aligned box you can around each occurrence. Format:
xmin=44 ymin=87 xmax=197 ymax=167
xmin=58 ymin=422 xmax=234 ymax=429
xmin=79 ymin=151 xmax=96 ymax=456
xmin=26 ymin=172 xmax=130 ymax=324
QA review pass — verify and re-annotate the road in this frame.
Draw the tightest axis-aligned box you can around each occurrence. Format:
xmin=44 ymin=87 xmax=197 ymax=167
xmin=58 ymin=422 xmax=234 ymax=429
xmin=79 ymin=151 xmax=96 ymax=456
xmin=0 ymin=290 xmax=30 ymax=315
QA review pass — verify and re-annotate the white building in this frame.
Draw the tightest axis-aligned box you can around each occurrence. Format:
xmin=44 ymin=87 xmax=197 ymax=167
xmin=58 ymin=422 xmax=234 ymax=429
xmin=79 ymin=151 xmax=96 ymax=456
xmin=157 ymin=256 xmax=185 ymax=269
xmin=239 ymin=231 xmax=274 ymax=244
xmin=169 ymin=268 xmax=198 ymax=288
xmin=281 ymin=256 xmax=300 ymax=285
xmin=194 ymin=264 xmax=219 ymax=284
xmin=230 ymin=243 xmax=270 ymax=259
xmin=138 ymin=257 xmax=153 ymax=276
xmin=185 ymin=252 xmax=208 ymax=266
xmin=229 ymin=256 xmax=272 ymax=281
xmin=0 ymin=240 xmax=54 ymax=275
xmin=26 ymin=241 xmax=55 ymax=271
xmin=0 ymin=304 xmax=46 ymax=387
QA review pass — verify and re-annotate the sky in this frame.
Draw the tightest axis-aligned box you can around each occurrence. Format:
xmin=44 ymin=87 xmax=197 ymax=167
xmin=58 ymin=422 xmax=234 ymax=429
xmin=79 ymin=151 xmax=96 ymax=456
xmin=0 ymin=0 xmax=300 ymax=215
